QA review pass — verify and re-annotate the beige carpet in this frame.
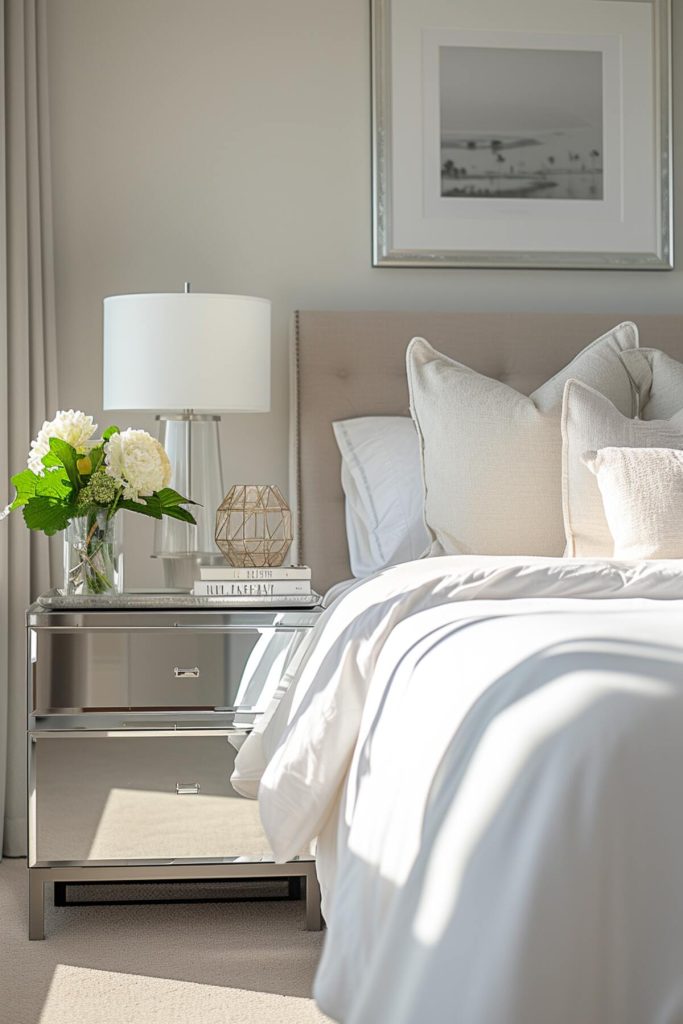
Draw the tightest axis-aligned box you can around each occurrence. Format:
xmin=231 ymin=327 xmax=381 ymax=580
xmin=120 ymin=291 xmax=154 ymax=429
xmin=0 ymin=859 xmax=331 ymax=1024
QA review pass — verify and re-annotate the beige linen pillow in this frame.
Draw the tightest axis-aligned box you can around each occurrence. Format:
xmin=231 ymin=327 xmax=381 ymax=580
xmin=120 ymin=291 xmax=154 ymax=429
xmin=620 ymin=348 xmax=683 ymax=420
xmin=562 ymin=379 xmax=683 ymax=557
xmin=406 ymin=323 xmax=640 ymax=557
xmin=583 ymin=447 xmax=683 ymax=559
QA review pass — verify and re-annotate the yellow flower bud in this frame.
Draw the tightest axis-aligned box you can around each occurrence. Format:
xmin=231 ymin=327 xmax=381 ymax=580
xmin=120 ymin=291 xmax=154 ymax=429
xmin=76 ymin=456 xmax=92 ymax=475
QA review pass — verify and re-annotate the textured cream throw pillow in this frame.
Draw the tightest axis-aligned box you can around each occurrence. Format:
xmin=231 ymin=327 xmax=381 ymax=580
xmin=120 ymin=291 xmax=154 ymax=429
xmin=583 ymin=447 xmax=683 ymax=559
xmin=620 ymin=348 xmax=683 ymax=420
xmin=406 ymin=323 xmax=640 ymax=557
xmin=562 ymin=379 xmax=683 ymax=557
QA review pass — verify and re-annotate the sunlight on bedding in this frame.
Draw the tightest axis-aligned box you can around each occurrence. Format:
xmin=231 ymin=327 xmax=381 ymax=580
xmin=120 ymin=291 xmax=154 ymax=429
xmin=254 ymin=558 xmax=683 ymax=1024
xmin=413 ymin=669 xmax=672 ymax=946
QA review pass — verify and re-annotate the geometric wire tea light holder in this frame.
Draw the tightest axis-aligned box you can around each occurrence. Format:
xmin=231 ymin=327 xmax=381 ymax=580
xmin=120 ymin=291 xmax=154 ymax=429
xmin=215 ymin=484 xmax=293 ymax=568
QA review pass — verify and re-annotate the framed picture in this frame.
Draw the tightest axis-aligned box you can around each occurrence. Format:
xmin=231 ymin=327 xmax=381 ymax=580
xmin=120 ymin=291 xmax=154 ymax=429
xmin=371 ymin=0 xmax=672 ymax=269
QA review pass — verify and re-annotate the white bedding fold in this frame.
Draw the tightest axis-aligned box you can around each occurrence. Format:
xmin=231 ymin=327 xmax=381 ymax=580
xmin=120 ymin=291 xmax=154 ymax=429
xmin=251 ymin=556 xmax=683 ymax=859
xmin=241 ymin=555 xmax=683 ymax=1024
xmin=334 ymin=608 xmax=683 ymax=1024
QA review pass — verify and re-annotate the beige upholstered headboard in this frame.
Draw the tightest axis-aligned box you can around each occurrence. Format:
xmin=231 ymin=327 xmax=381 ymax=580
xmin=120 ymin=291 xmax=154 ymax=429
xmin=290 ymin=310 xmax=683 ymax=594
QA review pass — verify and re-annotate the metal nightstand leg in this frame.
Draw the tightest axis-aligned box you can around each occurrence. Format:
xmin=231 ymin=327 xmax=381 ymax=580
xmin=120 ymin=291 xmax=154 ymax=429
xmin=304 ymin=864 xmax=322 ymax=931
xmin=28 ymin=869 xmax=46 ymax=940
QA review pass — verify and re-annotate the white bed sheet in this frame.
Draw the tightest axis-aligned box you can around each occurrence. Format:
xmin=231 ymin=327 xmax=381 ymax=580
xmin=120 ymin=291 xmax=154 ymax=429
xmin=241 ymin=556 xmax=683 ymax=1023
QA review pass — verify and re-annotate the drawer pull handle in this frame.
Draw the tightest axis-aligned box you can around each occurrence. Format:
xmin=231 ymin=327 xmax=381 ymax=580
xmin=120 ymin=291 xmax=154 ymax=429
xmin=176 ymin=782 xmax=200 ymax=796
xmin=174 ymin=666 xmax=200 ymax=678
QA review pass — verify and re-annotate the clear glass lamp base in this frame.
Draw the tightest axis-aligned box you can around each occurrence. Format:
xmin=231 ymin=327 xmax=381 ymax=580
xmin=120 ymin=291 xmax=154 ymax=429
xmin=153 ymin=414 xmax=226 ymax=587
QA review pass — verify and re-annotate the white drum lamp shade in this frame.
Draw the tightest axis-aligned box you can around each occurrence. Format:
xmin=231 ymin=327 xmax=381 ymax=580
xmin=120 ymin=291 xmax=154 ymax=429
xmin=102 ymin=290 xmax=271 ymax=585
xmin=103 ymin=293 xmax=271 ymax=412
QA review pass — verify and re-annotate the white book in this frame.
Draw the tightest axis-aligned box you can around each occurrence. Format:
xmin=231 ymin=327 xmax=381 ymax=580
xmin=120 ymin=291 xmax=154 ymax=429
xmin=193 ymin=580 xmax=311 ymax=597
xmin=199 ymin=565 xmax=312 ymax=582
xmin=200 ymin=592 xmax=321 ymax=607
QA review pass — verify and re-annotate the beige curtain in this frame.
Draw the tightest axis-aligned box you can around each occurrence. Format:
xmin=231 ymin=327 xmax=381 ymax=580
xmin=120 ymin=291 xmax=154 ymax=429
xmin=1 ymin=0 xmax=59 ymax=857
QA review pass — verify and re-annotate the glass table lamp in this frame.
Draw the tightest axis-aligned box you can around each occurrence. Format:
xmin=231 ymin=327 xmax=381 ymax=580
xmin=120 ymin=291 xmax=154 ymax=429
xmin=103 ymin=285 xmax=271 ymax=587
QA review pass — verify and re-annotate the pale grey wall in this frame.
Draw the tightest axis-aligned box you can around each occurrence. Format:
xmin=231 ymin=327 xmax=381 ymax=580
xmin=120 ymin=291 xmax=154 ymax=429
xmin=46 ymin=0 xmax=683 ymax=586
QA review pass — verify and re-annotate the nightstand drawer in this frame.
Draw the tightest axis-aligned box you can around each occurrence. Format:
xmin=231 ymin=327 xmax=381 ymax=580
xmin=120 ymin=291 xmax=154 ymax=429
xmin=32 ymin=627 xmax=308 ymax=713
xmin=30 ymin=732 xmax=274 ymax=865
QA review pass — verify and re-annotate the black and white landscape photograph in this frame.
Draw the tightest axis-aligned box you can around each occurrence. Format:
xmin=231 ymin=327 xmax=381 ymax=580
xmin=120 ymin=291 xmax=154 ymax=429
xmin=440 ymin=46 xmax=604 ymax=200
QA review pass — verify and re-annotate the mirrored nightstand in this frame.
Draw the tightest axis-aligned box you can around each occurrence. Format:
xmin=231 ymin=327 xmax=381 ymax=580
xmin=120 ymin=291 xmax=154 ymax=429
xmin=26 ymin=593 xmax=323 ymax=939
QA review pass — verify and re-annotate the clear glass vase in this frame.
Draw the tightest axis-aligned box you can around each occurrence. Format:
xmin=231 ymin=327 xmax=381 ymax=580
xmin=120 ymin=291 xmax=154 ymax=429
xmin=63 ymin=511 xmax=123 ymax=595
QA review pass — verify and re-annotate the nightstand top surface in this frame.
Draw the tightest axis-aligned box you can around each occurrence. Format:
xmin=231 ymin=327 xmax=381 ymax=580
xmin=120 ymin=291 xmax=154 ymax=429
xmin=28 ymin=590 xmax=323 ymax=629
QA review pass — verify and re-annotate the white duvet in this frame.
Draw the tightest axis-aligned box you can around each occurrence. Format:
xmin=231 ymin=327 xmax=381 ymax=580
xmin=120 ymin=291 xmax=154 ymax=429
xmin=235 ymin=556 xmax=683 ymax=1024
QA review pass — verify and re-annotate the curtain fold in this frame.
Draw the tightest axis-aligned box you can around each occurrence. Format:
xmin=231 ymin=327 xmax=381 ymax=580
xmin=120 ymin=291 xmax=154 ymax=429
xmin=1 ymin=0 xmax=58 ymax=857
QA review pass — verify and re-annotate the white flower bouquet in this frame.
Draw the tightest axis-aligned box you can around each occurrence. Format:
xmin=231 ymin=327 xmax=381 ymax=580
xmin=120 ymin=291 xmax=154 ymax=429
xmin=3 ymin=411 xmax=196 ymax=593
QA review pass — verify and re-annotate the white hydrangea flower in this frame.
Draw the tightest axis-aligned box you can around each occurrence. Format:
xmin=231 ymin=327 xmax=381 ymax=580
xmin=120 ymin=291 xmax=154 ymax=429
xmin=104 ymin=429 xmax=172 ymax=502
xmin=28 ymin=410 xmax=98 ymax=476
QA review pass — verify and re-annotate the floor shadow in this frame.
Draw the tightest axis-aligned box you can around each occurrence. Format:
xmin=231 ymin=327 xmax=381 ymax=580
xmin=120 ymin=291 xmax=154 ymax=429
xmin=0 ymin=859 xmax=328 ymax=1018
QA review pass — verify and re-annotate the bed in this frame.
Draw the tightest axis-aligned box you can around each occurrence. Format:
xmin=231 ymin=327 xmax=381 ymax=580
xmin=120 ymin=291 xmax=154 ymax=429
xmin=237 ymin=311 xmax=683 ymax=1024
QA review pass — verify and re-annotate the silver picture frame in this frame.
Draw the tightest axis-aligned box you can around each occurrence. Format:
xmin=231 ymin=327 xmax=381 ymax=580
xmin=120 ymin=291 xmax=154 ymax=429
xmin=372 ymin=0 xmax=673 ymax=270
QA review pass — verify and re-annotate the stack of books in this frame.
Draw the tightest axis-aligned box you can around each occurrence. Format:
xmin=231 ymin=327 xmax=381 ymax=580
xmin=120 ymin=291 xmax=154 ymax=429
xmin=192 ymin=565 xmax=320 ymax=606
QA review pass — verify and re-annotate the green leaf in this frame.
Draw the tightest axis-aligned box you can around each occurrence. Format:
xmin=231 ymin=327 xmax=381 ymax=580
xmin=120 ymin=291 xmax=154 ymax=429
xmin=119 ymin=489 xmax=198 ymax=525
xmin=162 ymin=504 xmax=197 ymax=525
xmin=119 ymin=487 xmax=198 ymax=524
xmin=9 ymin=459 xmax=72 ymax=510
xmin=36 ymin=468 xmax=72 ymax=501
xmin=156 ymin=487 xmax=197 ymax=524
xmin=88 ymin=445 xmax=105 ymax=474
xmin=102 ymin=425 xmax=120 ymax=440
xmin=157 ymin=487 xmax=199 ymax=508
xmin=9 ymin=469 xmax=38 ymax=509
xmin=49 ymin=438 xmax=81 ymax=490
xmin=119 ymin=495 xmax=163 ymax=520
xmin=40 ymin=450 xmax=62 ymax=470
xmin=22 ymin=496 xmax=77 ymax=535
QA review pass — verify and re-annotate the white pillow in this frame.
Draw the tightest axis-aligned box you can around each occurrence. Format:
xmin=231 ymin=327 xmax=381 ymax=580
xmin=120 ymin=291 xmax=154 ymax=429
xmin=332 ymin=416 xmax=430 ymax=578
xmin=620 ymin=348 xmax=683 ymax=420
xmin=406 ymin=323 xmax=640 ymax=558
xmin=562 ymin=379 xmax=683 ymax=557
xmin=583 ymin=447 xmax=683 ymax=560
